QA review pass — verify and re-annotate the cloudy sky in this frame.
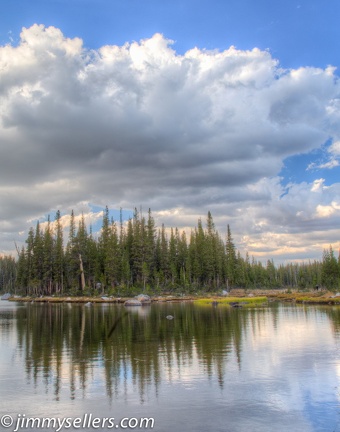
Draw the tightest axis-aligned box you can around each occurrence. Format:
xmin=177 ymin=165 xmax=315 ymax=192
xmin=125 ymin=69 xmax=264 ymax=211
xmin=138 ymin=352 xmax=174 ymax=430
xmin=0 ymin=0 xmax=340 ymax=263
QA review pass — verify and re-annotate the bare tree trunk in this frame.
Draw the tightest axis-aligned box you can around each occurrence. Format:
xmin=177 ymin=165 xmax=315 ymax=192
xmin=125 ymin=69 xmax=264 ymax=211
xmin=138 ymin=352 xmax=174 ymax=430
xmin=79 ymin=254 xmax=86 ymax=291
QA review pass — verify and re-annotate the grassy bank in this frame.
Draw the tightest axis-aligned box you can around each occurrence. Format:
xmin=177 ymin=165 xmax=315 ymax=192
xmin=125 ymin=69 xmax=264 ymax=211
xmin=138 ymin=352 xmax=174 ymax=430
xmin=193 ymin=296 xmax=268 ymax=307
xmin=266 ymin=291 xmax=340 ymax=305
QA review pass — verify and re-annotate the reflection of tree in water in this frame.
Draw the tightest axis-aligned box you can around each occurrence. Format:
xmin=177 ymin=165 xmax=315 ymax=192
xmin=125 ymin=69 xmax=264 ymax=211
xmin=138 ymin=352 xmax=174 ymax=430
xmin=323 ymin=306 xmax=340 ymax=339
xmin=15 ymin=303 xmax=272 ymax=401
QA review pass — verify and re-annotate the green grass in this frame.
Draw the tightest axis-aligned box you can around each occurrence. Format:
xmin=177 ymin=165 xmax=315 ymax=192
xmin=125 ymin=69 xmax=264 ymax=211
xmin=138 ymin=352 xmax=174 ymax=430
xmin=193 ymin=296 xmax=268 ymax=307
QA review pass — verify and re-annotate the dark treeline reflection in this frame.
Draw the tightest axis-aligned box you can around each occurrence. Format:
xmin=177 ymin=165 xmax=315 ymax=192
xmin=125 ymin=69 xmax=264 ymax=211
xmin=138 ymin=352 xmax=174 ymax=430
xmin=324 ymin=306 xmax=340 ymax=338
xmin=13 ymin=303 xmax=338 ymax=402
xmin=14 ymin=303 xmax=255 ymax=401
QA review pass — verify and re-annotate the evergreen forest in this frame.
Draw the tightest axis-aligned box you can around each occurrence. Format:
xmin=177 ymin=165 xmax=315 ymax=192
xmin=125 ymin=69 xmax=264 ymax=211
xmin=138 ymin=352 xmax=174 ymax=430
xmin=0 ymin=208 xmax=339 ymax=296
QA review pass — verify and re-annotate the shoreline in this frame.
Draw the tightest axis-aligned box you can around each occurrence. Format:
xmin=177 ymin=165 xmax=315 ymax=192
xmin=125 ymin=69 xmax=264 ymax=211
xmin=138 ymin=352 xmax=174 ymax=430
xmin=6 ymin=295 xmax=196 ymax=304
xmin=3 ymin=289 xmax=340 ymax=305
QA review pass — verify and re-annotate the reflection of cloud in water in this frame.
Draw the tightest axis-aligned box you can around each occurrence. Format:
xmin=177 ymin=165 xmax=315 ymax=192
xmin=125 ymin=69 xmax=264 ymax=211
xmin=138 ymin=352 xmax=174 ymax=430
xmin=1 ymin=302 xmax=339 ymax=431
xmin=125 ymin=305 xmax=152 ymax=318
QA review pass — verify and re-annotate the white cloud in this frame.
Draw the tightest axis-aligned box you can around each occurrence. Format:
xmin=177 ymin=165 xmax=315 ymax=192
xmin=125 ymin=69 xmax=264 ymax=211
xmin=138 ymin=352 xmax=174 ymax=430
xmin=307 ymin=140 xmax=340 ymax=170
xmin=1 ymin=24 xmax=340 ymax=261
xmin=319 ymin=159 xmax=339 ymax=169
xmin=329 ymin=140 xmax=340 ymax=155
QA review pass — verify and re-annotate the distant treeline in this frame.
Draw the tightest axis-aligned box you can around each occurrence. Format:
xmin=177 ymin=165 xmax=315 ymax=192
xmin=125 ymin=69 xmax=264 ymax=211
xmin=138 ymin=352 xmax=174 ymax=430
xmin=0 ymin=208 xmax=339 ymax=295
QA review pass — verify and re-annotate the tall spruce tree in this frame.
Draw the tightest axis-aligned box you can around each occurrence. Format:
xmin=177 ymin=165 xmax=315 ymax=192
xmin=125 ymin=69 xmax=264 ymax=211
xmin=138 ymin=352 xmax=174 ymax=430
xmin=54 ymin=210 xmax=64 ymax=293
xmin=225 ymin=224 xmax=236 ymax=289
xmin=321 ymin=246 xmax=339 ymax=290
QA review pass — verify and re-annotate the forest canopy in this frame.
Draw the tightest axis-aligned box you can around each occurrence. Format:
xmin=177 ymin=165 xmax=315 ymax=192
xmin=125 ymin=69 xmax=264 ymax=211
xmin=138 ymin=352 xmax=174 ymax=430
xmin=0 ymin=208 xmax=339 ymax=295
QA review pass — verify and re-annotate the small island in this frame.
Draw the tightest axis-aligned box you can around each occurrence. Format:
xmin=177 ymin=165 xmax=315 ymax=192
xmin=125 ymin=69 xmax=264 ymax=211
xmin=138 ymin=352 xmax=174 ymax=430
xmin=1 ymin=209 xmax=340 ymax=302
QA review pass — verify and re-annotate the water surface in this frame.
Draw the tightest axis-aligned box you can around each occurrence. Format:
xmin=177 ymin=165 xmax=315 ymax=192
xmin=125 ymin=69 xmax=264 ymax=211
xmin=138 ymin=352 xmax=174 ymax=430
xmin=0 ymin=300 xmax=339 ymax=431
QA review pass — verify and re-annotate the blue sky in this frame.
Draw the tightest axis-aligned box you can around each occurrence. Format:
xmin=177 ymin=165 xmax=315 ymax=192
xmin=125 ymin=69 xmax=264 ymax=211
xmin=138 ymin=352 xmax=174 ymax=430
xmin=0 ymin=0 xmax=340 ymax=262
xmin=2 ymin=0 xmax=339 ymax=69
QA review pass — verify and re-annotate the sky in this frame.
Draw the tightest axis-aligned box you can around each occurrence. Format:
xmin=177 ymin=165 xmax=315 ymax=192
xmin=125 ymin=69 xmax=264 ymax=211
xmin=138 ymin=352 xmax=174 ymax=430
xmin=0 ymin=0 xmax=340 ymax=263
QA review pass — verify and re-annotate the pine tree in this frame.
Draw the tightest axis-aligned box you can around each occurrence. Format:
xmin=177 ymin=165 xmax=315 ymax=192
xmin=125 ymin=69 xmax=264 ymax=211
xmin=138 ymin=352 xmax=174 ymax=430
xmin=144 ymin=209 xmax=156 ymax=286
xmin=76 ymin=213 xmax=90 ymax=291
xmin=98 ymin=206 xmax=111 ymax=291
xmin=130 ymin=208 xmax=144 ymax=286
xmin=188 ymin=229 xmax=200 ymax=286
xmin=178 ymin=230 xmax=188 ymax=287
xmin=321 ymin=246 xmax=339 ymax=290
xmin=266 ymin=259 xmax=277 ymax=288
xmin=65 ymin=210 xmax=79 ymax=290
xmin=54 ymin=210 xmax=64 ymax=293
xmin=0 ymin=256 xmax=16 ymax=293
xmin=86 ymin=225 xmax=99 ymax=290
xmin=43 ymin=216 xmax=54 ymax=295
xmin=25 ymin=227 xmax=35 ymax=293
xmin=16 ymin=246 xmax=28 ymax=294
xmin=169 ymin=228 xmax=178 ymax=286
xmin=159 ymin=224 xmax=169 ymax=286
xmin=205 ymin=212 xmax=218 ymax=289
xmin=107 ymin=216 xmax=120 ymax=290
xmin=225 ymin=224 xmax=236 ymax=290
xmin=33 ymin=221 xmax=44 ymax=291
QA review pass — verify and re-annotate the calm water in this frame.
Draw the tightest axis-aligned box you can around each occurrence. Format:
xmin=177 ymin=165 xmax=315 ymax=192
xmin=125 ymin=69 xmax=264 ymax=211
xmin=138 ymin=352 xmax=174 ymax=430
xmin=0 ymin=300 xmax=340 ymax=432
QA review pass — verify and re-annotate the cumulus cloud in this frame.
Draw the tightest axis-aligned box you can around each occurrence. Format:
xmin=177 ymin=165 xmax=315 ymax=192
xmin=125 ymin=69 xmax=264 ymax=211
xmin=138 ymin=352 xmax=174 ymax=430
xmin=1 ymin=24 xmax=340 ymax=261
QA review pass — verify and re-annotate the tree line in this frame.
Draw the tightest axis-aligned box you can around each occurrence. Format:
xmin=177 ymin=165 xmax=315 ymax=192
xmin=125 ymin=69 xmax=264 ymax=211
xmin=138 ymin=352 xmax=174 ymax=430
xmin=0 ymin=208 xmax=339 ymax=295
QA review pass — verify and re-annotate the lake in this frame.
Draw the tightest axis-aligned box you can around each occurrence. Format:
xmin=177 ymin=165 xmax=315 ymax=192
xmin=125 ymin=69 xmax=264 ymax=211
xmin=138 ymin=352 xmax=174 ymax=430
xmin=0 ymin=300 xmax=339 ymax=432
